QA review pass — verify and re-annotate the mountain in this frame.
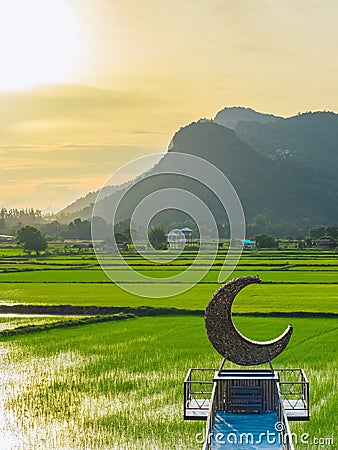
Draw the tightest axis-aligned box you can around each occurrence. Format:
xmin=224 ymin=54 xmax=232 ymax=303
xmin=59 ymin=181 xmax=133 ymax=220
xmin=164 ymin=120 xmax=337 ymax=223
xmin=214 ymin=106 xmax=282 ymax=129
xmin=58 ymin=110 xmax=338 ymax=228
xmin=234 ymin=111 xmax=338 ymax=181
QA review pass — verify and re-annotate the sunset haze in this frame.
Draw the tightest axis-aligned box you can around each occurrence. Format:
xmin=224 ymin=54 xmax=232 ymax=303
xmin=1 ymin=0 xmax=338 ymax=211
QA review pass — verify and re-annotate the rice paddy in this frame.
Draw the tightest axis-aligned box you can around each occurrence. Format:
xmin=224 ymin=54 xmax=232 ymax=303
xmin=0 ymin=315 xmax=81 ymax=332
xmin=0 ymin=316 xmax=337 ymax=449
xmin=0 ymin=245 xmax=337 ymax=448
xmin=0 ymin=282 xmax=337 ymax=314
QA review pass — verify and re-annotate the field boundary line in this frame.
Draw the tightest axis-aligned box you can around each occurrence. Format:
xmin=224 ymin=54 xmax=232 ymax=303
xmin=0 ymin=313 xmax=135 ymax=338
xmin=0 ymin=304 xmax=337 ymax=319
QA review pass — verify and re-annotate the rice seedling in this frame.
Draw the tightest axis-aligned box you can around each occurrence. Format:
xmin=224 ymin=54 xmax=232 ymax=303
xmin=0 ymin=316 xmax=336 ymax=449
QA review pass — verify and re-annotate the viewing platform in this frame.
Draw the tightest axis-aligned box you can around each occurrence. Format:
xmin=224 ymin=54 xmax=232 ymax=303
xmin=184 ymin=368 xmax=309 ymax=449
xmin=184 ymin=368 xmax=309 ymax=422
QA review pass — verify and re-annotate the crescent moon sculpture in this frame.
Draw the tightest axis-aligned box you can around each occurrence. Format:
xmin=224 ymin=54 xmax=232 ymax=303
xmin=205 ymin=276 xmax=293 ymax=366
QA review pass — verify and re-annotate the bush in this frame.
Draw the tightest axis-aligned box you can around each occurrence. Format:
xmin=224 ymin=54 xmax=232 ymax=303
xmin=255 ymin=234 xmax=278 ymax=249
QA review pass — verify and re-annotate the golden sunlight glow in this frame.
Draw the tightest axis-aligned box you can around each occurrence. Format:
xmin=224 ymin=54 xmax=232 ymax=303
xmin=0 ymin=0 xmax=79 ymax=90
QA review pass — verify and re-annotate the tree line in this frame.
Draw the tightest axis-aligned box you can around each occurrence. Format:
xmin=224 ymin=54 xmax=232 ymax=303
xmin=1 ymin=206 xmax=337 ymax=242
xmin=13 ymin=219 xmax=338 ymax=255
xmin=1 ymin=206 xmax=338 ymax=253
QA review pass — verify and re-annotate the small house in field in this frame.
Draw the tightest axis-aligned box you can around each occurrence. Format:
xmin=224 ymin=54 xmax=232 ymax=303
xmin=71 ymin=243 xmax=93 ymax=251
xmin=167 ymin=228 xmax=198 ymax=248
xmin=180 ymin=227 xmax=193 ymax=244
xmin=0 ymin=234 xmax=15 ymax=243
xmin=241 ymin=239 xmax=256 ymax=249
xmin=166 ymin=231 xmax=185 ymax=249
xmin=117 ymin=243 xmax=128 ymax=251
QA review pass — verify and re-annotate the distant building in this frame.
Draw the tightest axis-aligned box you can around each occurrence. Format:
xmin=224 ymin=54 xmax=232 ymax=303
xmin=166 ymin=231 xmax=185 ymax=248
xmin=71 ymin=243 xmax=93 ymax=250
xmin=117 ymin=243 xmax=128 ymax=251
xmin=241 ymin=239 xmax=256 ymax=249
xmin=166 ymin=228 xmax=196 ymax=248
xmin=180 ymin=227 xmax=193 ymax=244
xmin=311 ymin=239 xmax=336 ymax=249
xmin=0 ymin=234 xmax=15 ymax=242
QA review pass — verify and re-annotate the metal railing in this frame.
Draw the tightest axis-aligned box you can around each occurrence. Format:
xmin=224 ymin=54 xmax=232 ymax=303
xmin=277 ymin=368 xmax=309 ymax=419
xmin=276 ymin=383 xmax=295 ymax=450
xmin=202 ymin=381 xmax=218 ymax=450
xmin=184 ymin=368 xmax=215 ymax=420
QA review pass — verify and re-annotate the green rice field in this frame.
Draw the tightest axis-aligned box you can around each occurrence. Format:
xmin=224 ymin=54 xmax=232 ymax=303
xmin=0 ymin=246 xmax=337 ymax=448
xmin=0 ymin=315 xmax=84 ymax=332
xmin=0 ymin=283 xmax=337 ymax=313
xmin=0 ymin=316 xmax=336 ymax=449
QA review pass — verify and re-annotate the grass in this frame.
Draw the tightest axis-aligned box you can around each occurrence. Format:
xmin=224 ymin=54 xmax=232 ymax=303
xmin=0 ymin=315 xmax=336 ymax=449
xmin=1 ymin=267 xmax=338 ymax=283
xmin=0 ymin=313 xmax=133 ymax=337
xmin=0 ymin=246 xmax=337 ymax=448
xmin=0 ymin=315 xmax=83 ymax=331
xmin=0 ymin=282 xmax=337 ymax=313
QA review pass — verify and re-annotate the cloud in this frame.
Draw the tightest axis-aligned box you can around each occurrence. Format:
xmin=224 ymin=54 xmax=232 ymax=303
xmin=2 ymin=0 xmax=338 ymax=212
xmin=0 ymin=142 xmax=163 ymax=211
xmin=0 ymin=84 xmax=157 ymax=121
xmin=0 ymin=84 xmax=175 ymax=211
xmin=0 ymin=84 xmax=171 ymax=145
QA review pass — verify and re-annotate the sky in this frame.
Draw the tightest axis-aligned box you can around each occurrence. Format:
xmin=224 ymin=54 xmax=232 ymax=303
xmin=1 ymin=0 xmax=338 ymax=212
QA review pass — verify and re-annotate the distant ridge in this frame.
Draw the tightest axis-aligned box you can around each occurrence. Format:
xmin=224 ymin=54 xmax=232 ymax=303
xmin=58 ymin=108 xmax=338 ymax=227
xmin=234 ymin=110 xmax=338 ymax=181
xmin=214 ymin=106 xmax=282 ymax=129
xmin=59 ymin=177 xmax=139 ymax=221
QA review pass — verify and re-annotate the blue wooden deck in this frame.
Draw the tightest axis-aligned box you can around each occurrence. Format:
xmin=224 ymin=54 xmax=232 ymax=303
xmin=211 ymin=411 xmax=284 ymax=449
